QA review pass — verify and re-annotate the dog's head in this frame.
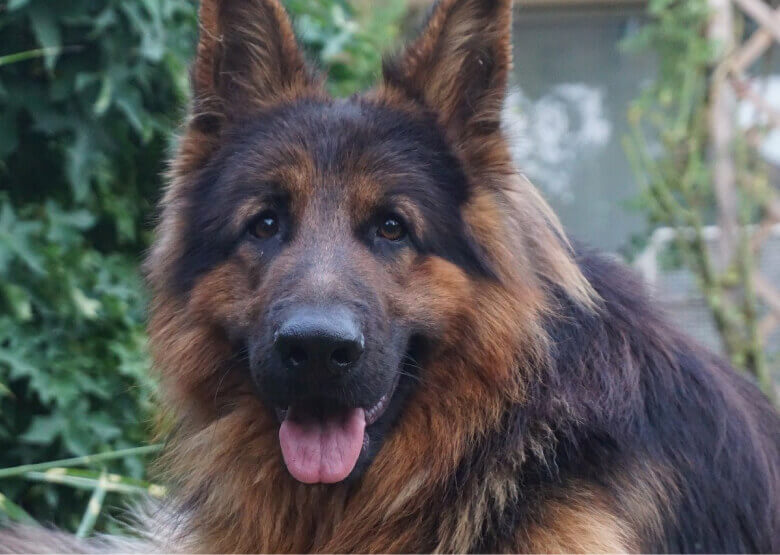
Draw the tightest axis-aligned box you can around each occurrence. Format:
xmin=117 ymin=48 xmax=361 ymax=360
xmin=148 ymin=0 xmax=583 ymax=486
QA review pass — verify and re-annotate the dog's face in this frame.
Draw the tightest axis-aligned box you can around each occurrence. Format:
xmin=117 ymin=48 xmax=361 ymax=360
xmin=178 ymin=99 xmax=493 ymax=482
xmin=152 ymin=0 xmax=515 ymax=484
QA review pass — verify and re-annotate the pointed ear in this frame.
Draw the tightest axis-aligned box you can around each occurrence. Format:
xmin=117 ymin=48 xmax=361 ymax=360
xmin=191 ymin=0 xmax=320 ymax=131
xmin=382 ymin=0 xmax=513 ymax=140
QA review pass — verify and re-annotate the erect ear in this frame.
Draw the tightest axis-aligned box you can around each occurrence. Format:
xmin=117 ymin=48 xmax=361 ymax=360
xmin=382 ymin=0 xmax=513 ymax=141
xmin=191 ymin=0 xmax=321 ymax=131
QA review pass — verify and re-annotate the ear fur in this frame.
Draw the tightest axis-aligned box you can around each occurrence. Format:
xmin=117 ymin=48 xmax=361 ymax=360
xmin=191 ymin=0 xmax=321 ymax=132
xmin=382 ymin=0 xmax=513 ymax=141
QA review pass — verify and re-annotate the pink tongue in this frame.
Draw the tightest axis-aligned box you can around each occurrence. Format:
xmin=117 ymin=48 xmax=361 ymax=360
xmin=279 ymin=407 xmax=366 ymax=484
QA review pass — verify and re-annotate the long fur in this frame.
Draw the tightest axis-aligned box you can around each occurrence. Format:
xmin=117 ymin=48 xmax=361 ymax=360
xmin=2 ymin=0 xmax=778 ymax=553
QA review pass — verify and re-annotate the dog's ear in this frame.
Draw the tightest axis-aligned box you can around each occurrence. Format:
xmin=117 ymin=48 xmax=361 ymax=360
xmin=383 ymin=0 xmax=512 ymax=141
xmin=191 ymin=0 xmax=320 ymax=131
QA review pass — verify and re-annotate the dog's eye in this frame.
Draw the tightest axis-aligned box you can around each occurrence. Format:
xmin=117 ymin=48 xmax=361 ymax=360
xmin=250 ymin=210 xmax=279 ymax=239
xmin=378 ymin=215 xmax=406 ymax=241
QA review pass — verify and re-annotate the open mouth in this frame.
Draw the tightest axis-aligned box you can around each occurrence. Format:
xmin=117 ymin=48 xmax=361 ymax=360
xmin=276 ymin=372 xmax=401 ymax=484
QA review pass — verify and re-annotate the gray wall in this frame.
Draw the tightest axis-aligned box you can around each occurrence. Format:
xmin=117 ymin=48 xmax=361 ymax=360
xmin=508 ymin=7 xmax=652 ymax=253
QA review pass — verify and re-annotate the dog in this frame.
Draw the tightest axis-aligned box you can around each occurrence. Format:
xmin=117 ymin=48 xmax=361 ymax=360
xmin=2 ymin=0 xmax=778 ymax=552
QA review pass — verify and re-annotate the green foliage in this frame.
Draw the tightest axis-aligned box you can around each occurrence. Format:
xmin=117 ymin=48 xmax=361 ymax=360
xmin=622 ymin=0 xmax=715 ymax=252
xmin=0 ymin=0 xmax=407 ymax=533
xmin=286 ymin=0 xmax=408 ymax=96
xmin=0 ymin=0 xmax=196 ymax=530
xmin=624 ymin=0 xmax=775 ymax=394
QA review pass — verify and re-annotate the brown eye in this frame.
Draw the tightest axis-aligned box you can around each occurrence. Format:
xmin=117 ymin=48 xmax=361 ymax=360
xmin=378 ymin=215 xmax=406 ymax=241
xmin=250 ymin=210 xmax=279 ymax=239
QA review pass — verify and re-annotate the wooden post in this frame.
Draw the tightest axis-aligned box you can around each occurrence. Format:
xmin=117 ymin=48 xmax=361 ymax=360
xmin=709 ymin=0 xmax=739 ymax=267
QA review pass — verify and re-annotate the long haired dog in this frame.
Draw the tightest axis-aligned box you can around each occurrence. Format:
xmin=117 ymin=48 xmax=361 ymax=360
xmin=3 ymin=0 xmax=779 ymax=552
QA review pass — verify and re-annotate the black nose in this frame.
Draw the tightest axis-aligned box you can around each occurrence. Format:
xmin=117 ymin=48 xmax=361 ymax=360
xmin=274 ymin=306 xmax=364 ymax=376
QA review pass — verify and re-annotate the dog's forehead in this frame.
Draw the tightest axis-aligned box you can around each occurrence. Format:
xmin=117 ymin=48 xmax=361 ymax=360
xmin=207 ymin=97 xmax=473 ymax=220
xmin=223 ymin=98 xmax=448 ymax=179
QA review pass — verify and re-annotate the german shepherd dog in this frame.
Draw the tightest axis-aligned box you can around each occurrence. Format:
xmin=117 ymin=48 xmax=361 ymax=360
xmin=2 ymin=0 xmax=779 ymax=552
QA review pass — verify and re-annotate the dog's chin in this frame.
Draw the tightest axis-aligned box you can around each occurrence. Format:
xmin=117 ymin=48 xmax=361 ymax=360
xmin=272 ymin=362 xmax=413 ymax=485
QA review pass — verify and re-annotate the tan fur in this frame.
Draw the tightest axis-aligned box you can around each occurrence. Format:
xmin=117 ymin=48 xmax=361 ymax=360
xmin=610 ymin=462 xmax=678 ymax=550
xmin=520 ymin=484 xmax=637 ymax=554
xmin=518 ymin=462 xmax=678 ymax=554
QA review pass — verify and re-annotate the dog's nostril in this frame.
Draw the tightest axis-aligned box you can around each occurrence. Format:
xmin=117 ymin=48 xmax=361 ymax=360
xmin=331 ymin=347 xmax=351 ymax=367
xmin=287 ymin=346 xmax=308 ymax=368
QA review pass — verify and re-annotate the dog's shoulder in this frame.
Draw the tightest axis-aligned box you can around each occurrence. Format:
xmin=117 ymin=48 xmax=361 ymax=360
xmin=537 ymin=246 xmax=780 ymax=553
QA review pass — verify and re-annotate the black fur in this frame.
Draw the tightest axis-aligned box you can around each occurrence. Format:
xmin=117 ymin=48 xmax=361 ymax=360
xmin=446 ymin=249 xmax=779 ymax=553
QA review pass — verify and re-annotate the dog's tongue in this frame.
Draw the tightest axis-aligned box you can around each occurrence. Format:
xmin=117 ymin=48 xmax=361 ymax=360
xmin=279 ymin=407 xmax=365 ymax=484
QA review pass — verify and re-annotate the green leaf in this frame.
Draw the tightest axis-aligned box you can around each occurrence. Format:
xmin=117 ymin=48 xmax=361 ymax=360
xmin=45 ymin=202 xmax=96 ymax=245
xmin=0 ymin=492 xmax=36 ymax=525
xmin=2 ymin=283 xmax=32 ymax=321
xmin=28 ymin=5 xmax=62 ymax=71
xmin=65 ymin=129 xmax=93 ymax=202
xmin=7 ymin=0 xmax=31 ymax=11
xmin=71 ymin=288 xmax=101 ymax=319
xmin=84 ymin=414 xmax=121 ymax=441
xmin=0 ymin=381 xmax=12 ymax=398
xmin=0 ymin=203 xmax=46 ymax=275
xmin=0 ymin=349 xmax=38 ymax=381
xmin=21 ymin=415 xmax=65 ymax=444
xmin=114 ymin=89 xmax=151 ymax=140
xmin=93 ymin=76 xmax=113 ymax=116
xmin=0 ymin=110 xmax=18 ymax=158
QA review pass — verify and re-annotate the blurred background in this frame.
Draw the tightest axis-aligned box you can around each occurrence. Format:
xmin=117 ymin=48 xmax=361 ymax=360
xmin=0 ymin=0 xmax=778 ymax=536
